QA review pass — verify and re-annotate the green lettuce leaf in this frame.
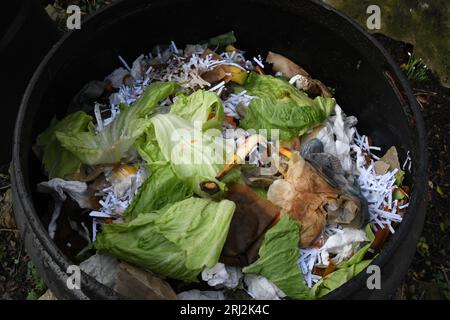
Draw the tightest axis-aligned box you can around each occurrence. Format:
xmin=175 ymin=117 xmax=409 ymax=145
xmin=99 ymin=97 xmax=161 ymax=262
xmin=170 ymin=90 xmax=224 ymax=131
xmin=311 ymin=225 xmax=375 ymax=298
xmin=243 ymin=214 xmax=312 ymax=300
xmin=251 ymin=186 xmax=268 ymax=199
xmin=207 ymin=31 xmax=237 ymax=49
xmin=122 ymin=163 xmax=193 ymax=221
xmin=56 ymin=82 xmax=179 ymax=165
xmin=395 ymin=169 xmax=405 ymax=186
xmin=36 ymin=111 xmax=92 ymax=178
xmin=241 ymin=72 xmax=335 ymax=141
xmin=312 ymin=259 xmax=372 ymax=299
xmin=336 ymin=225 xmax=374 ymax=270
xmin=134 ymin=126 xmax=166 ymax=164
xmin=150 ymin=113 xmax=233 ymax=196
xmin=95 ymin=197 xmax=235 ymax=282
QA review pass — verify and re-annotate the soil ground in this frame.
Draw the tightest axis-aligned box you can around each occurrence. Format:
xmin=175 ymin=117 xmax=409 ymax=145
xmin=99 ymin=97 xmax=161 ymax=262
xmin=378 ymin=35 xmax=450 ymax=299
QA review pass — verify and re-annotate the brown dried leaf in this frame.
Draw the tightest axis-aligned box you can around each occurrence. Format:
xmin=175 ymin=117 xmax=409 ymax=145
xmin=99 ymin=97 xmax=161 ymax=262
xmin=221 ymin=184 xmax=280 ymax=266
xmin=0 ymin=189 xmax=16 ymax=229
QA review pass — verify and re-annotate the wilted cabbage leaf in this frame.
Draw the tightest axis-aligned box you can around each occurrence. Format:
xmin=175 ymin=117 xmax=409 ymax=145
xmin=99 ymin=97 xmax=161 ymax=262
xmin=241 ymin=72 xmax=335 ymax=141
xmin=56 ymin=82 xmax=179 ymax=165
xmin=122 ymin=163 xmax=193 ymax=221
xmin=207 ymin=31 xmax=237 ymax=49
xmin=150 ymin=113 xmax=234 ymax=196
xmin=243 ymin=214 xmax=312 ymax=300
xmin=170 ymin=90 xmax=224 ymax=131
xmin=134 ymin=126 xmax=167 ymax=164
xmin=36 ymin=111 xmax=92 ymax=179
xmin=95 ymin=197 xmax=235 ymax=282
xmin=312 ymin=259 xmax=372 ymax=299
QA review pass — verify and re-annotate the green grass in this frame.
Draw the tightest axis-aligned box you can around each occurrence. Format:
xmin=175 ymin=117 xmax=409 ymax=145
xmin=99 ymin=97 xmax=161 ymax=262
xmin=433 ymin=271 xmax=450 ymax=299
xmin=401 ymin=53 xmax=430 ymax=83
xmin=26 ymin=262 xmax=47 ymax=300
xmin=416 ymin=237 xmax=430 ymax=257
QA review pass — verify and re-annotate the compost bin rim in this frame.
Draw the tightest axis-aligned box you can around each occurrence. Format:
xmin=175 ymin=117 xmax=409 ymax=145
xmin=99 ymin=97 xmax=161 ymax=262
xmin=12 ymin=0 xmax=428 ymax=300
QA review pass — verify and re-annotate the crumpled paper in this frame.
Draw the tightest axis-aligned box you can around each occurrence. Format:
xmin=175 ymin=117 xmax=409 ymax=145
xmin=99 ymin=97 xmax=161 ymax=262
xmin=105 ymin=67 xmax=130 ymax=89
xmin=244 ymin=274 xmax=286 ymax=300
xmin=105 ymin=165 xmax=148 ymax=200
xmin=319 ymin=228 xmax=369 ymax=266
xmin=131 ymin=54 xmax=146 ymax=80
xmin=201 ymin=263 xmax=242 ymax=289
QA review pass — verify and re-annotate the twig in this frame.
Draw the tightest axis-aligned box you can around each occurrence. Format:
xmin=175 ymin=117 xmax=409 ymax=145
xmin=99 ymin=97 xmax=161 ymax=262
xmin=12 ymin=241 xmax=25 ymax=278
xmin=413 ymin=88 xmax=437 ymax=95
xmin=415 ymin=96 xmax=424 ymax=110
xmin=441 ymin=265 xmax=450 ymax=285
xmin=0 ymin=228 xmax=19 ymax=232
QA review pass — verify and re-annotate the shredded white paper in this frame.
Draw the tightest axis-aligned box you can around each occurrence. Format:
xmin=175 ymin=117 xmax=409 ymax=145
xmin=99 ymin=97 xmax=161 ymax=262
xmin=89 ymin=166 xmax=148 ymax=241
xmin=222 ymin=90 xmax=255 ymax=118
xmin=352 ymin=131 xmax=404 ymax=232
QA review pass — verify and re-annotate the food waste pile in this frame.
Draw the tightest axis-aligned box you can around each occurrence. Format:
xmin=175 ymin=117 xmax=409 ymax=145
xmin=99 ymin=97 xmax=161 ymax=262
xmin=34 ymin=32 xmax=412 ymax=300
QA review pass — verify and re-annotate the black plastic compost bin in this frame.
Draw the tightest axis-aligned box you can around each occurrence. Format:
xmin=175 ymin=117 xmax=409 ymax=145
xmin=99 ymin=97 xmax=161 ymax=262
xmin=0 ymin=0 xmax=60 ymax=167
xmin=11 ymin=0 xmax=428 ymax=299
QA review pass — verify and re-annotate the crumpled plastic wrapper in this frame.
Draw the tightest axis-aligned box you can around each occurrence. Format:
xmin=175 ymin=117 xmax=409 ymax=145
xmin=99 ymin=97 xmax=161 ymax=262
xmin=37 ymin=178 xmax=91 ymax=208
xmin=243 ymin=274 xmax=286 ymax=300
xmin=37 ymin=178 xmax=92 ymax=238
xmin=201 ymin=263 xmax=242 ymax=289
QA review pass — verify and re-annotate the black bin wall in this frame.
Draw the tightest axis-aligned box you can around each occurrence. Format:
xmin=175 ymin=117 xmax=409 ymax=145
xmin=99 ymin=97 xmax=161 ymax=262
xmin=0 ymin=0 xmax=60 ymax=166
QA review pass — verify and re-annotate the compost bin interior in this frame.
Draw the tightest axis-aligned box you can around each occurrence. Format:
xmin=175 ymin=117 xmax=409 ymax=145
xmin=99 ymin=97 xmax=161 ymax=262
xmin=12 ymin=0 xmax=427 ymax=299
